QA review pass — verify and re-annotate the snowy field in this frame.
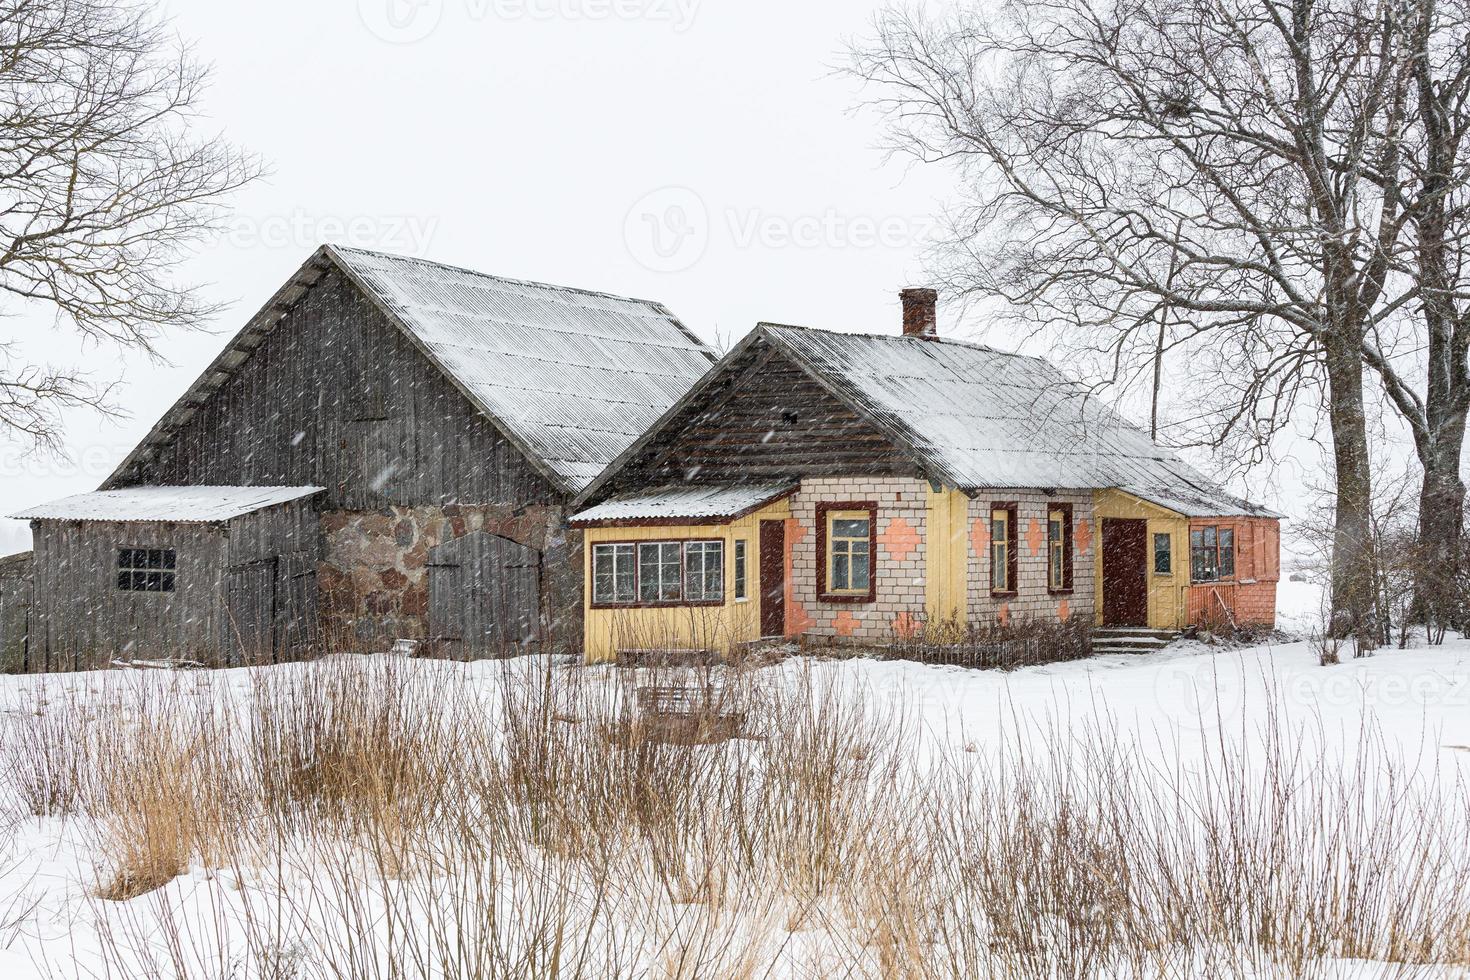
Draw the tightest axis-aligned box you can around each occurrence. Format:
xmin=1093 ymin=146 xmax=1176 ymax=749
xmin=2 ymin=580 xmax=1469 ymax=978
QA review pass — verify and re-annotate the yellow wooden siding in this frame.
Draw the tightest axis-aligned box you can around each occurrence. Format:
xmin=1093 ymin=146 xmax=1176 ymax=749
xmin=924 ymin=486 xmax=970 ymax=628
xmin=1091 ymin=489 xmax=1189 ymax=630
xmin=581 ymin=497 xmax=792 ymax=662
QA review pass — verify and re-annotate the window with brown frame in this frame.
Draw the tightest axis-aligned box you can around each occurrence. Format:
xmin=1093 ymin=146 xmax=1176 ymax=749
xmin=1047 ymin=504 xmax=1074 ymax=593
xmin=1190 ymin=526 xmax=1235 ymax=582
xmin=816 ymin=502 xmax=877 ymax=603
xmin=591 ymin=539 xmax=724 ymax=607
xmin=990 ymin=503 xmax=1019 ymax=595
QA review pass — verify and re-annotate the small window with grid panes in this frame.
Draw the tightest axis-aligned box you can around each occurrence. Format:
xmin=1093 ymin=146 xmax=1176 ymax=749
xmin=117 ymin=548 xmax=176 ymax=593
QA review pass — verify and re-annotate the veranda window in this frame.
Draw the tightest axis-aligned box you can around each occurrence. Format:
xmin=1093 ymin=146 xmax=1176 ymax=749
xmin=1190 ymin=526 xmax=1236 ymax=582
xmin=590 ymin=540 xmax=725 ymax=607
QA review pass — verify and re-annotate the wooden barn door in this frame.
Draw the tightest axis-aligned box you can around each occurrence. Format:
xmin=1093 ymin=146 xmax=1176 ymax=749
xmin=227 ymin=559 xmax=277 ymax=666
xmin=275 ymin=552 xmax=318 ymax=662
xmin=428 ymin=532 xmax=540 ymax=659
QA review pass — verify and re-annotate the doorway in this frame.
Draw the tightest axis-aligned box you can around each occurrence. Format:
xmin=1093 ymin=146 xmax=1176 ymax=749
xmin=758 ymin=520 xmax=785 ymax=638
xmin=1101 ymin=518 xmax=1149 ymax=627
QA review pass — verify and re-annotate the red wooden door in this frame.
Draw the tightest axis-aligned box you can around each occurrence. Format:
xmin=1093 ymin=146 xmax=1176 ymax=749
xmin=758 ymin=520 xmax=785 ymax=638
xmin=1101 ymin=518 xmax=1149 ymax=627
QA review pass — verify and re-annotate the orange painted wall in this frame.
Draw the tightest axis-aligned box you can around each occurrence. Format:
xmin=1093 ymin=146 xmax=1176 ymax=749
xmin=1186 ymin=517 xmax=1281 ymax=628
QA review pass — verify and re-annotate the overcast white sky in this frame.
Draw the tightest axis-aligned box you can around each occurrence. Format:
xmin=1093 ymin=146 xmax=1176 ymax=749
xmin=0 ymin=0 xmax=1316 ymax=557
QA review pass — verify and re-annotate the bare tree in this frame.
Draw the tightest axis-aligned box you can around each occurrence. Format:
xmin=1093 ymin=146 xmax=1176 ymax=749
xmin=0 ymin=0 xmax=260 ymax=450
xmin=846 ymin=0 xmax=1419 ymax=643
xmin=1368 ymin=0 xmax=1470 ymax=623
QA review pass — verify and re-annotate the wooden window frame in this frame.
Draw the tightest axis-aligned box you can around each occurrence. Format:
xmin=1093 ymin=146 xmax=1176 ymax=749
xmin=990 ymin=502 xmax=1019 ymax=597
xmin=816 ymin=501 xmax=878 ymax=603
xmin=589 ymin=539 xmax=726 ymax=610
xmin=117 ymin=547 xmax=177 ymax=594
xmin=733 ymin=538 xmax=749 ymax=602
xmin=1153 ymin=532 xmax=1173 ymax=576
xmin=1046 ymin=503 xmax=1074 ymax=595
xmin=1190 ymin=525 xmax=1237 ymax=583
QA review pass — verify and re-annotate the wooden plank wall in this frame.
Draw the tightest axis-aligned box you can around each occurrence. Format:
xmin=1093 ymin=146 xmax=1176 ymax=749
xmin=608 ymin=340 xmax=920 ymax=491
xmin=29 ymin=521 xmax=229 ymax=670
xmin=0 ymin=553 xmax=31 ymax=673
xmin=227 ymin=500 xmax=323 ymax=664
xmin=112 ymin=269 xmax=555 ymax=511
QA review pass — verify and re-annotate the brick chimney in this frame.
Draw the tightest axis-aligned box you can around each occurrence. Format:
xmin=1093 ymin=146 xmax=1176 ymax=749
xmin=900 ymin=287 xmax=938 ymax=338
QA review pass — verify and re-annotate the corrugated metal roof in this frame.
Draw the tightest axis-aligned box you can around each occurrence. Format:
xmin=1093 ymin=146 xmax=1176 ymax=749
xmin=106 ymin=246 xmax=718 ymax=497
xmin=759 ymin=325 xmax=1276 ymax=517
xmin=570 ymin=482 xmax=797 ymax=525
xmin=11 ymin=486 xmax=324 ymax=524
xmin=327 ymin=247 xmax=717 ymax=493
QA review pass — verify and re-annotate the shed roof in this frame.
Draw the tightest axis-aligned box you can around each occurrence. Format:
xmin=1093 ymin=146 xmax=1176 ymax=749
xmin=579 ymin=323 xmax=1277 ymax=519
xmin=570 ymin=482 xmax=797 ymax=526
xmin=107 ymin=246 xmax=718 ymax=496
xmin=11 ymin=486 xmax=324 ymax=524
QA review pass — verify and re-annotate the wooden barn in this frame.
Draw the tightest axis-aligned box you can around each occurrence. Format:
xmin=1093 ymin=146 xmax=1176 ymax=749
xmin=13 ymin=486 xmax=323 ymax=670
xmin=5 ymin=245 xmax=717 ymax=669
xmin=570 ymin=290 xmax=1281 ymax=661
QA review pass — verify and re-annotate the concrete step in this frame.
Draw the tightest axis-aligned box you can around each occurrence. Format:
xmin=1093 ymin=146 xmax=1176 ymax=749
xmin=1093 ymin=627 xmax=1179 ymax=641
xmin=1092 ymin=628 xmax=1179 ymax=656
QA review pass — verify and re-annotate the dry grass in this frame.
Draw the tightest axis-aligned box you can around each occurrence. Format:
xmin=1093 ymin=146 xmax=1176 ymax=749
xmin=0 ymin=653 xmax=1467 ymax=977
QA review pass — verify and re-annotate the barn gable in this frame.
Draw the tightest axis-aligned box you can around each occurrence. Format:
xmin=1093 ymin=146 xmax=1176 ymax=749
xmin=108 ymin=245 xmax=718 ymax=499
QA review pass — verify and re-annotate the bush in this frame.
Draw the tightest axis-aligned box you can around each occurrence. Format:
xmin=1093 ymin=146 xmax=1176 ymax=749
xmin=880 ymin=615 xmax=1093 ymax=669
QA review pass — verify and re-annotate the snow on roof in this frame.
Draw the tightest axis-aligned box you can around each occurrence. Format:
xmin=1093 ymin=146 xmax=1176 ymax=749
xmin=757 ymin=325 xmax=1276 ymax=518
xmin=108 ymin=246 xmax=718 ymax=497
xmin=11 ymin=486 xmax=324 ymax=524
xmin=331 ymin=247 xmax=718 ymax=493
xmin=570 ymin=482 xmax=798 ymax=525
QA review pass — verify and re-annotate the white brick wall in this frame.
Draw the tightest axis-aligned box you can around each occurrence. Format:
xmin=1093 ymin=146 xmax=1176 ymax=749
xmin=785 ymin=480 xmax=1095 ymax=642
xmin=787 ymin=477 xmax=929 ymax=642
xmin=966 ymin=489 xmax=1096 ymax=626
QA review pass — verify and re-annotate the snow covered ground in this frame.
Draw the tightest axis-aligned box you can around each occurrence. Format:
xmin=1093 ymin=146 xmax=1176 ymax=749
xmin=2 ymin=581 xmax=1469 ymax=978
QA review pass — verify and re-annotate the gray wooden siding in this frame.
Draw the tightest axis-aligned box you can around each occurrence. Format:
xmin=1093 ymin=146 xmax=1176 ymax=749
xmin=225 ymin=501 xmax=322 ymax=665
xmin=607 ymin=340 xmax=919 ymax=491
xmin=0 ymin=553 xmax=31 ymax=673
xmin=29 ymin=521 xmax=229 ymax=671
xmin=428 ymin=531 xmax=540 ymax=659
xmin=111 ymin=269 xmax=556 ymax=511
xmin=26 ymin=501 xmax=323 ymax=671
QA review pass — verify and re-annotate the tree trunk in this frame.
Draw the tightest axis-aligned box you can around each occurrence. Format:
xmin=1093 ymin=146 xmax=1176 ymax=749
xmin=1323 ymin=324 xmax=1378 ymax=645
xmin=1416 ymin=435 xmax=1465 ymax=622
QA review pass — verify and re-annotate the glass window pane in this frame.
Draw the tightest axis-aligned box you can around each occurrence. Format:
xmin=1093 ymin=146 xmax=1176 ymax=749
xmin=117 ymin=571 xmax=132 ymax=591
xmin=132 ymin=571 xmax=149 ymax=591
xmin=852 ymin=553 xmax=870 ymax=591
xmin=1219 ymin=529 xmax=1235 ymax=578
xmin=161 ymin=573 xmax=176 ymax=593
xmin=833 ymin=518 xmax=869 ymax=538
xmin=833 ymin=552 xmax=849 ymax=591
xmin=162 ymin=550 xmax=176 ymax=570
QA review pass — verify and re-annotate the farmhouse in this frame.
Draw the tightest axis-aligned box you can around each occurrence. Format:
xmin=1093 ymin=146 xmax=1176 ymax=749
xmin=570 ymin=290 xmax=1281 ymax=661
xmin=6 ymin=245 xmax=717 ymax=670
